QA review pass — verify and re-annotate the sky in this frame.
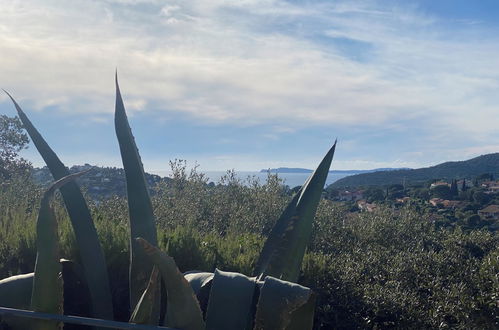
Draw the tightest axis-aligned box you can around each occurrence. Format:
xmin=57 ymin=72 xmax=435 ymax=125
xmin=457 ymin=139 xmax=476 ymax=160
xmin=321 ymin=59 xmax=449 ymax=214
xmin=1 ymin=0 xmax=499 ymax=174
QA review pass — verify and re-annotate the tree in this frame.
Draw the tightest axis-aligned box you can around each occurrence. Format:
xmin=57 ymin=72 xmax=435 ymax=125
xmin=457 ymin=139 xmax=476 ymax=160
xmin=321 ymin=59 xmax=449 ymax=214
xmin=411 ymin=187 xmax=429 ymax=200
xmin=363 ymin=187 xmax=385 ymax=202
xmin=431 ymin=185 xmax=451 ymax=200
xmin=387 ymin=184 xmax=405 ymax=199
xmin=472 ymin=190 xmax=491 ymax=206
xmin=461 ymin=179 xmax=467 ymax=192
xmin=450 ymin=179 xmax=458 ymax=198
xmin=0 ymin=114 xmax=30 ymax=180
xmin=476 ymin=173 xmax=494 ymax=182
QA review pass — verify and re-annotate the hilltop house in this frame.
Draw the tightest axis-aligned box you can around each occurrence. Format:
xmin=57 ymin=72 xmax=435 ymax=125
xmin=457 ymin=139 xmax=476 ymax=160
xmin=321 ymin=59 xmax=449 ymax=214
xmin=396 ymin=197 xmax=411 ymax=204
xmin=357 ymin=200 xmax=377 ymax=212
xmin=480 ymin=181 xmax=499 ymax=194
xmin=478 ymin=205 xmax=499 ymax=220
xmin=429 ymin=198 xmax=462 ymax=209
xmin=430 ymin=181 xmax=450 ymax=189
xmin=338 ymin=190 xmax=364 ymax=202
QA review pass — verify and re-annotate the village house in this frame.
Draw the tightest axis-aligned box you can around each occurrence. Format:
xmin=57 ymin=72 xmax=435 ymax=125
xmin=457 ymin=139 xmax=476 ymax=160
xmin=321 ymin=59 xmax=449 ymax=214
xmin=429 ymin=198 xmax=462 ymax=209
xmin=478 ymin=205 xmax=499 ymax=220
xmin=396 ymin=197 xmax=411 ymax=204
xmin=338 ymin=190 xmax=364 ymax=201
xmin=430 ymin=181 xmax=450 ymax=189
xmin=480 ymin=181 xmax=499 ymax=194
xmin=357 ymin=200 xmax=377 ymax=212
xmin=429 ymin=198 xmax=443 ymax=207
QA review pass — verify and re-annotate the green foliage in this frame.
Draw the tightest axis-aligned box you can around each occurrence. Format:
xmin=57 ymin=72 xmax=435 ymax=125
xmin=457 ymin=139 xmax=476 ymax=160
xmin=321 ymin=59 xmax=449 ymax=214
xmin=450 ymin=179 xmax=459 ymax=197
xmin=0 ymin=175 xmax=39 ymax=279
xmin=476 ymin=173 xmax=495 ymax=182
xmin=153 ymin=160 xmax=288 ymax=237
xmin=303 ymin=206 xmax=499 ymax=329
xmin=1 ymin=178 xmax=498 ymax=328
xmin=431 ymin=184 xmax=452 ymax=199
xmin=363 ymin=187 xmax=385 ymax=202
xmin=0 ymin=114 xmax=31 ymax=181
xmin=473 ymin=190 xmax=491 ymax=205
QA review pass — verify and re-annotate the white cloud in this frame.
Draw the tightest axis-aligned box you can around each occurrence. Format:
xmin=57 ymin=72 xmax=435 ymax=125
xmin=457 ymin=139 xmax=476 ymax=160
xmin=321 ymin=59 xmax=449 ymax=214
xmin=1 ymin=0 xmax=499 ymax=147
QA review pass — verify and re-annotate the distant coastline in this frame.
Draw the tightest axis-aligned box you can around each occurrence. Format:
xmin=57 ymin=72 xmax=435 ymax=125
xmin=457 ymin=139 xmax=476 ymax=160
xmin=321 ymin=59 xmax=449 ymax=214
xmin=260 ymin=167 xmax=410 ymax=174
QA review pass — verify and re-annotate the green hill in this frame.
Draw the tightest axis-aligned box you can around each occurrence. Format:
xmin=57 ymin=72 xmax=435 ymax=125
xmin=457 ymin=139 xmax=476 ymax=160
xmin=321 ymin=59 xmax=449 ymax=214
xmin=32 ymin=164 xmax=170 ymax=199
xmin=330 ymin=153 xmax=499 ymax=188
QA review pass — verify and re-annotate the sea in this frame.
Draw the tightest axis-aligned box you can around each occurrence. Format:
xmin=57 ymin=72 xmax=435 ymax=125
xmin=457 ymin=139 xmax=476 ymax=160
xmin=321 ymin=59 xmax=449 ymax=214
xmin=155 ymin=170 xmax=351 ymax=188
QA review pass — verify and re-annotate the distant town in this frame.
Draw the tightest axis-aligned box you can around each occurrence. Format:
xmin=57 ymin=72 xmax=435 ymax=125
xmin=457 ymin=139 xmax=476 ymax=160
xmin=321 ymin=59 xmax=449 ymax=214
xmin=31 ymin=152 xmax=499 ymax=232
xmin=326 ymin=175 xmax=499 ymax=231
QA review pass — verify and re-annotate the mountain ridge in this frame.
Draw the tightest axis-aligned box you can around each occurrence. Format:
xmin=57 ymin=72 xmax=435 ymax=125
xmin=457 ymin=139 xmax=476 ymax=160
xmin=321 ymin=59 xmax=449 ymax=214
xmin=330 ymin=153 xmax=499 ymax=188
xmin=261 ymin=167 xmax=410 ymax=174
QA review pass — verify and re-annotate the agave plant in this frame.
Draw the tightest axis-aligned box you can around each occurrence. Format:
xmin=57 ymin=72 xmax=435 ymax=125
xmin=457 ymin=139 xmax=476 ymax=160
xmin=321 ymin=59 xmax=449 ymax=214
xmin=0 ymin=76 xmax=336 ymax=329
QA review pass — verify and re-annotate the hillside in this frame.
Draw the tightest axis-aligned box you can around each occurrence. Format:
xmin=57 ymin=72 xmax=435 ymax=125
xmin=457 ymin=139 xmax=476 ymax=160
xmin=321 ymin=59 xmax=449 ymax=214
xmin=330 ymin=153 xmax=499 ymax=188
xmin=32 ymin=164 xmax=170 ymax=199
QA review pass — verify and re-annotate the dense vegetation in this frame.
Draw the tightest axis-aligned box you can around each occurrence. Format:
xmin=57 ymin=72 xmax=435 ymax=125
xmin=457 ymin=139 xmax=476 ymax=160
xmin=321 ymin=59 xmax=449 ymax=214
xmin=331 ymin=153 xmax=499 ymax=188
xmin=1 ymin=166 xmax=497 ymax=329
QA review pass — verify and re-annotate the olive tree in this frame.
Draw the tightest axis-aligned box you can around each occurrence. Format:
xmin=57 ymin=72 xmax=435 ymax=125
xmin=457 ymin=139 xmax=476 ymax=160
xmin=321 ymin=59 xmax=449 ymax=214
xmin=0 ymin=114 xmax=30 ymax=180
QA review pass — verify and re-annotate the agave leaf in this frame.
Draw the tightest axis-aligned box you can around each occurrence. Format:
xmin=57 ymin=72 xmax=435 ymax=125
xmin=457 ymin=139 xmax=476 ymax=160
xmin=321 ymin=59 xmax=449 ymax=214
xmin=0 ymin=274 xmax=33 ymax=329
xmin=114 ymin=77 xmax=158 ymax=309
xmin=254 ymin=142 xmax=336 ymax=282
xmin=31 ymin=172 xmax=86 ymax=330
xmin=135 ymin=238 xmax=204 ymax=330
xmin=184 ymin=271 xmax=214 ymax=318
xmin=204 ymin=269 xmax=257 ymax=330
xmin=286 ymin=292 xmax=316 ymax=330
xmin=0 ymin=260 xmax=92 ymax=329
xmin=253 ymin=276 xmax=315 ymax=330
xmin=0 ymin=273 xmax=33 ymax=310
xmin=3 ymin=91 xmax=114 ymax=321
xmin=184 ymin=271 xmax=214 ymax=295
xmin=129 ymin=266 xmax=161 ymax=325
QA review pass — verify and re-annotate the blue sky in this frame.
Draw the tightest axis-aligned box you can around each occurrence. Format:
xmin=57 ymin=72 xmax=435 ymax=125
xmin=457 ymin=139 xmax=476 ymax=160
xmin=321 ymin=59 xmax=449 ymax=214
xmin=1 ymin=0 xmax=499 ymax=173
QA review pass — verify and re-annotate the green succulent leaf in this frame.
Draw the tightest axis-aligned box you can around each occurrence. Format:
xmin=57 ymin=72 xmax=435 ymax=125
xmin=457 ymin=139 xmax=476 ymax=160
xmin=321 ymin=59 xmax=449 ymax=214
xmin=205 ymin=269 xmax=257 ymax=330
xmin=254 ymin=142 xmax=336 ymax=282
xmin=184 ymin=272 xmax=214 ymax=295
xmin=0 ymin=274 xmax=34 ymax=329
xmin=130 ymin=266 xmax=161 ymax=325
xmin=0 ymin=260 xmax=93 ymax=329
xmin=0 ymin=273 xmax=33 ymax=310
xmin=184 ymin=271 xmax=214 ymax=317
xmin=4 ymin=91 xmax=114 ymax=321
xmin=135 ymin=238 xmax=204 ymax=330
xmin=253 ymin=276 xmax=315 ymax=330
xmin=114 ymin=77 xmax=159 ymax=309
xmin=31 ymin=172 xmax=87 ymax=330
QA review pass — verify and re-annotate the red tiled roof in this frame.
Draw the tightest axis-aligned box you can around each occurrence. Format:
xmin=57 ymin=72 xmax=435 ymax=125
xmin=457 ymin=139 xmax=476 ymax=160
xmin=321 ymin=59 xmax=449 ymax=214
xmin=479 ymin=205 xmax=499 ymax=213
